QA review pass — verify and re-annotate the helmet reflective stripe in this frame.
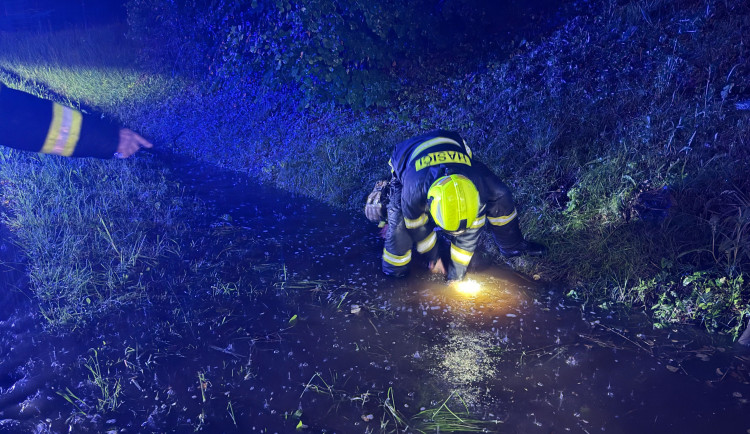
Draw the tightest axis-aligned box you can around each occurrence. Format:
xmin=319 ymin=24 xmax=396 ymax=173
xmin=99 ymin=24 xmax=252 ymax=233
xmin=427 ymin=174 xmax=480 ymax=232
xmin=408 ymin=137 xmax=462 ymax=164
xmin=450 ymin=244 xmax=473 ymax=266
xmin=470 ymin=215 xmax=486 ymax=229
xmin=462 ymin=139 xmax=473 ymax=158
xmin=383 ymin=248 xmax=411 ymax=266
xmin=488 ymin=209 xmax=517 ymax=226
xmin=416 ymin=232 xmax=437 ymax=253
xmin=404 ymin=213 xmax=428 ymax=229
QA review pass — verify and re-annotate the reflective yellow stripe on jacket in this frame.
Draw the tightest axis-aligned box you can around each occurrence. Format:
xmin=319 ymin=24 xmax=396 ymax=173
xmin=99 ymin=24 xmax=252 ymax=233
xmin=41 ymin=103 xmax=82 ymax=156
xmin=407 ymin=137 xmax=463 ymax=164
xmin=416 ymin=231 xmax=437 ymax=253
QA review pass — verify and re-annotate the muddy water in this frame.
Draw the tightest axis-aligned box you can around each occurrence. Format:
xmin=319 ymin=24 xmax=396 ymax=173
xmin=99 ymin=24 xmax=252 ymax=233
xmin=1 ymin=155 xmax=749 ymax=433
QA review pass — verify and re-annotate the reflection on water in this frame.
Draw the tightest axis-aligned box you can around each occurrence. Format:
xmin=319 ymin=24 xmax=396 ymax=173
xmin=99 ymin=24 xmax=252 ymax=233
xmin=396 ymin=268 xmax=537 ymax=408
xmin=413 ymin=268 xmax=532 ymax=321
xmin=0 ymin=156 xmax=749 ymax=433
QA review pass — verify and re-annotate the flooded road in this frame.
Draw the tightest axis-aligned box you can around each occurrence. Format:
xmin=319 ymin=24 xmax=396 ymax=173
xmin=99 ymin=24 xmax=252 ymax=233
xmin=1 ymin=154 xmax=749 ymax=433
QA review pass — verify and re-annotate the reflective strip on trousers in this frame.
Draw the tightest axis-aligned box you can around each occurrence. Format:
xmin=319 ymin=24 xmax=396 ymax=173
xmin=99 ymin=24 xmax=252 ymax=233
xmin=488 ymin=208 xmax=517 ymax=226
xmin=450 ymin=244 xmax=473 ymax=266
xmin=383 ymin=248 xmax=412 ymax=267
xmin=470 ymin=215 xmax=486 ymax=229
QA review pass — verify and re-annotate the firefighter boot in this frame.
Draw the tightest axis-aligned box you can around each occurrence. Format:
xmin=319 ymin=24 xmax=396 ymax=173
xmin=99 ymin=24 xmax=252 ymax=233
xmin=492 ymin=217 xmax=548 ymax=257
xmin=498 ymin=239 xmax=548 ymax=257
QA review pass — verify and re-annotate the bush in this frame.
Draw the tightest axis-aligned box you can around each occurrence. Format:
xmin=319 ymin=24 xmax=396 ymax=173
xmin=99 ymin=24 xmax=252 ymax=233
xmin=126 ymin=0 xmax=548 ymax=108
xmin=125 ymin=0 xmax=219 ymax=79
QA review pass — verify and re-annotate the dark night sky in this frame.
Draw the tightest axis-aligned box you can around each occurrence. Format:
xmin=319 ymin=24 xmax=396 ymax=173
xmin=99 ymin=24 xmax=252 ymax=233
xmin=0 ymin=0 xmax=577 ymax=33
xmin=0 ymin=0 xmax=126 ymax=31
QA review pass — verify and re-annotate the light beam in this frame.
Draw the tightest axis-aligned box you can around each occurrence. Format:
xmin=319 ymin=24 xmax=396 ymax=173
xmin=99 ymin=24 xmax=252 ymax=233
xmin=454 ymin=279 xmax=481 ymax=297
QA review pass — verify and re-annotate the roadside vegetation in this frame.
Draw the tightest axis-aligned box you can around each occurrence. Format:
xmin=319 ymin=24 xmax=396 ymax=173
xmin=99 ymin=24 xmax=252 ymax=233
xmin=0 ymin=147 xmax=183 ymax=327
xmin=0 ymin=0 xmax=748 ymax=341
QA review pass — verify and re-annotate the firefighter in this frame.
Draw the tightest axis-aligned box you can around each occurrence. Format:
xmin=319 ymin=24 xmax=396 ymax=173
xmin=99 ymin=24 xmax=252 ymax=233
xmin=366 ymin=130 xmax=546 ymax=281
xmin=0 ymin=83 xmax=152 ymax=158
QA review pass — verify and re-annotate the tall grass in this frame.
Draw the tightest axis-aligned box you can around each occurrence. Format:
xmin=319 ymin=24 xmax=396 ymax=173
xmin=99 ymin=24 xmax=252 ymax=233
xmin=0 ymin=148 xmax=184 ymax=327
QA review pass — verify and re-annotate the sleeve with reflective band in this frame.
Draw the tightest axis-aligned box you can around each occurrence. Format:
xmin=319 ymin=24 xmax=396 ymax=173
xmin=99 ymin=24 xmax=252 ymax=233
xmin=41 ymin=103 xmax=82 ymax=156
xmin=382 ymin=177 xmax=414 ymax=277
xmin=399 ymin=176 xmax=439 ymax=264
xmin=470 ymin=160 xmax=525 ymax=250
xmin=404 ymin=213 xmax=428 ymax=229
xmin=0 ymin=84 xmax=120 ymax=158
xmin=407 ymin=223 xmax=439 ymax=264
xmin=416 ymin=231 xmax=437 ymax=254
xmin=447 ymin=226 xmax=482 ymax=281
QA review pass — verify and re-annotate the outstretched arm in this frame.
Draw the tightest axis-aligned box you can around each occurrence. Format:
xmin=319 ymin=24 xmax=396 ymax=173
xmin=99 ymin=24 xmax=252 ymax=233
xmin=0 ymin=83 xmax=151 ymax=158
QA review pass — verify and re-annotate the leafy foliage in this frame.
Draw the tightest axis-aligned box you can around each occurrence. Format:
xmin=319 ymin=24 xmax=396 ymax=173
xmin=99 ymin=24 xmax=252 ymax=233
xmin=125 ymin=0 xmax=217 ymax=78
xmin=126 ymin=0 xmax=525 ymax=108
xmin=652 ymin=272 xmax=748 ymax=338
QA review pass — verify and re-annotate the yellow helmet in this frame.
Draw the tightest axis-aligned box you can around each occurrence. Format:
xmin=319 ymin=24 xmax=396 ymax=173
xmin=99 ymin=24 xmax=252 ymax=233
xmin=427 ymin=174 xmax=479 ymax=232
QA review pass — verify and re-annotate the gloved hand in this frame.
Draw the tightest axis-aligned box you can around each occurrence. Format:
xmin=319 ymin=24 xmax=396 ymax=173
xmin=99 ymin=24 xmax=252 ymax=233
xmin=428 ymin=258 xmax=446 ymax=275
xmin=364 ymin=180 xmax=389 ymax=223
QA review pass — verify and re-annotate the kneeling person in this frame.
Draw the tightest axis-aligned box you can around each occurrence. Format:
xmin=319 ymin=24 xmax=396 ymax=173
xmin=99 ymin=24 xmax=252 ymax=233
xmin=374 ymin=130 xmax=545 ymax=281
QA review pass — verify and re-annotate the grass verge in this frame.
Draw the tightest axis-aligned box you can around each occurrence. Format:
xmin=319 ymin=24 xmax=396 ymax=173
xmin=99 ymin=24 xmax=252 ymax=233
xmin=0 ymin=147 xmax=184 ymax=328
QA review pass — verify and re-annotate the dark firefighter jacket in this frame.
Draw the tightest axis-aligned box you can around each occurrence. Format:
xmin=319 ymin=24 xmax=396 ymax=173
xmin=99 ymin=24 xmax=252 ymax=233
xmin=0 ymin=83 xmax=119 ymax=158
xmin=382 ymin=129 xmax=524 ymax=280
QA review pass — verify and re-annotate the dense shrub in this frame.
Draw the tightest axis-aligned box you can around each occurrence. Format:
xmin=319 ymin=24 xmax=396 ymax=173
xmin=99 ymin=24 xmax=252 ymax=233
xmin=125 ymin=0 xmax=220 ymax=79
xmin=125 ymin=0 xmax=560 ymax=108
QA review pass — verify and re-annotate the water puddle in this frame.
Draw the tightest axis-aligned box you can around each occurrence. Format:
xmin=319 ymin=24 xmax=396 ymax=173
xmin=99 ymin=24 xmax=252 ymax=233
xmin=1 ymin=154 xmax=749 ymax=432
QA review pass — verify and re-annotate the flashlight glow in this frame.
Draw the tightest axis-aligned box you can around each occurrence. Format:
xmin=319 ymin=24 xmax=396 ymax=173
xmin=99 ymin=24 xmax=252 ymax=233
xmin=455 ymin=279 xmax=481 ymax=297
